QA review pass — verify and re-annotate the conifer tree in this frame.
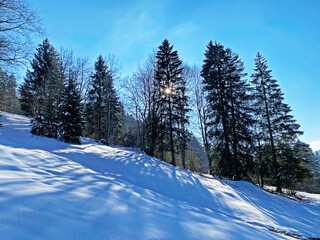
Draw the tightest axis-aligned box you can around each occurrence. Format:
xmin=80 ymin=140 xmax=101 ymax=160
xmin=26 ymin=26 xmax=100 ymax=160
xmin=0 ymin=70 xmax=20 ymax=114
xmin=279 ymin=141 xmax=312 ymax=190
xmin=1 ymin=68 xmax=21 ymax=125
xmin=87 ymin=56 xmax=108 ymax=140
xmin=177 ymin=68 xmax=191 ymax=168
xmin=19 ymin=71 xmax=34 ymax=117
xmin=86 ymin=55 xmax=121 ymax=143
xmin=0 ymin=73 xmax=3 ymax=126
xmin=19 ymin=39 xmax=64 ymax=138
xmin=202 ymin=42 xmax=230 ymax=176
xmin=59 ymin=76 xmax=83 ymax=144
xmin=83 ymin=103 xmax=95 ymax=138
xmin=154 ymin=39 xmax=185 ymax=166
xmin=251 ymin=53 xmax=302 ymax=192
xmin=104 ymin=67 xmax=122 ymax=144
xmin=201 ymin=41 xmax=253 ymax=180
xmin=312 ymin=151 xmax=320 ymax=177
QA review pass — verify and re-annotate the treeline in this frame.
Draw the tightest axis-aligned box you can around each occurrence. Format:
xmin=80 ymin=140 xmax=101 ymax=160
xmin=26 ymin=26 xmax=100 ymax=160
xmin=124 ymin=39 xmax=315 ymax=192
xmin=19 ymin=39 xmax=124 ymax=145
xmin=0 ymin=0 xmax=318 ymax=193
xmin=0 ymin=37 xmax=317 ymax=193
xmin=16 ymin=39 xmax=204 ymax=170
xmin=0 ymin=69 xmax=20 ymax=116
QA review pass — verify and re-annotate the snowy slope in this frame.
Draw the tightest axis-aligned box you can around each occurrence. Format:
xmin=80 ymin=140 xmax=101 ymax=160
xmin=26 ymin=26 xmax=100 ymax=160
xmin=0 ymin=112 xmax=319 ymax=240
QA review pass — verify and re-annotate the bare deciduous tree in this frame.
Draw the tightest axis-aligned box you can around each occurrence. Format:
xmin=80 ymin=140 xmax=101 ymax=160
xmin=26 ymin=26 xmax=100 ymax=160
xmin=0 ymin=0 xmax=42 ymax=68
xmin=59 ymin=48 xmax=91 ymax=103
xmin=191 ymin=65 xmax=213 ymax=174
xmin=122 ymin=54 xmax=158 ymax=153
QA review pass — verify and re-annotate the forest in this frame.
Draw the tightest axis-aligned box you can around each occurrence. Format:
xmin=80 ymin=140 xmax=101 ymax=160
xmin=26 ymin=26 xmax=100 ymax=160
xmin=1 ymin=0 xmax=319 ymax=194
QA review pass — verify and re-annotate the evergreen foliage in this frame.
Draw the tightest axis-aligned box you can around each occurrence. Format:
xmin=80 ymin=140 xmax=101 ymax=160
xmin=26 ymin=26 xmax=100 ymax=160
xmin=312 ymin=151 xmax=320 ymax=177
xmin=177 ymin=68 xmax=191 ymax=169
xmin=0 ymin=72 xmax=3 ymax=126
xmin=154 ymin=39 xmax=189 ymax=166
xmin=19 ymin=71 xmax=34 ymax=117
xmin=19 ymin=39 xmax=64 ymax=138
xmin=278 ymin=141 xmax=312 ymax=190
xmin=201 ymin=41 xmax=254 ymax=180
xmin=14 ymin=36 xmax=314 ymax=192
xmin=85 ymin=55 xmax=121 ymax=144
xmin=59 ymin=76 xmax=83 ymax=144
xmin=0 ymin=69 xmax=20 ymax=114
xmin=251 ymin=52 xmax=304 ymax=192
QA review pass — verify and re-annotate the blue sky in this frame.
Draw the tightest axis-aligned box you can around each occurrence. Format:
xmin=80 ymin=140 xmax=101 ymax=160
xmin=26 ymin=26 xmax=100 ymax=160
xmin=29 ymin=0 xmax=320 ymax=150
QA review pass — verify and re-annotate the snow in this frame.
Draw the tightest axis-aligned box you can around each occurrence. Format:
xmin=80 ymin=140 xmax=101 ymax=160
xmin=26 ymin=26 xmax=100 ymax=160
xmin=0 ymin=112 xmax=319 ymax=240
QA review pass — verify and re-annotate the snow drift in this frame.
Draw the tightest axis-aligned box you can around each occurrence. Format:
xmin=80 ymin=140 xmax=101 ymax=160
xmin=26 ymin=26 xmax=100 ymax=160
xmin=0 ymin=112 xmax=319 ymax=240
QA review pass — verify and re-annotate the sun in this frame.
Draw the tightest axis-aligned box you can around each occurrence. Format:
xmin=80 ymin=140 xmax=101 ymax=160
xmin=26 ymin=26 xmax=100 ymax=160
xmin=164 ymin=88 xmax=171 ymax=94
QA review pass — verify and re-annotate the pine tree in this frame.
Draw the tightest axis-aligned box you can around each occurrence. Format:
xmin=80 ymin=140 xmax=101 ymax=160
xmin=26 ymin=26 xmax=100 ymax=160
xmin=86 ymin=56 xmax=108 ymax=140
xmin=86 ymin=55 xmax=121 ymax=143
xmin=19 ymin=39 xmax=64 ymax=138
xmin=177 ymin=67 xmax=191 ymax=168
xmin=104 ymin=66 xmax=122 ymax=144
xmin=1 ymin=68 xmax=21 ymax=125
xmin=19 ymin=71 xmax=34 ymax=117
xmin=202 ymin=42 xmax=230 ymax=176
xmin=251 ymin=52 xmax=302 ymax=192
xmin=225 ymin=48 xmax=254 ymax=180
xmin=201 ymin=41 xmax=254 ymax=180
xmin=0 ymin=71 xmax=4 ymax=126
xmin=154 ymin=39 xmax=185 ymax=166
xmin=83 ymin=103 xmax=95 ymax=138
xmin=279 ymin=141 xmax=312 ymax=191
xmin=59 ymin=76 xmax=83 ymax=144
xmin=0 ymin=70 xmax=20 ymax=114
xmin=312 ymin=151 xmax=320 ymax=177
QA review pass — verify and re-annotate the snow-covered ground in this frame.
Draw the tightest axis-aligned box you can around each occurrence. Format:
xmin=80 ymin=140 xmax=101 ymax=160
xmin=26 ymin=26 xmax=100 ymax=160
xmin=0 ymin=112 xmax=319 ymax=240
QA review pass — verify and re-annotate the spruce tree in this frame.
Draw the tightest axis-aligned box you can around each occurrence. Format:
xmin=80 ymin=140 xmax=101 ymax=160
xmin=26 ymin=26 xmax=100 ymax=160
xmin=201 ymin=41 xmax=253 ymax=180
xmin=88 ymin=56 xmax=108 ymax=140
xmin=83 ymin=103 xmax=95 ymax=138
xmin=19 ymin=71 xmax=34 ymax=117
xmin=202 ymin=42 xmax=230 ymax=176
xmin=177 ymin=68 xmax=191 ymax=168
xmin=154 ymin=39 xmax=185 ymax=166
xmin=0 ymin=70 xmax=20 ymax=114
xmin=19 ymin=39 xmax=64 ymax=138
xmin=59 ymin=76 xmax=83 ymax=144
xmin=251 ymin=52 xmax=302 ymax=192
xmin=279 ymin=141 xmax=312 ymax=190
xmin=104 ymin=67 xmax=122 ymax=144
xmin=0 ymin=72 xmax=3 ymax=126
xmin=86 ymin=55 xmax=121 ymax=143
xmin=312 ymin=151 xmax=320 ymax=177
xmin=224 ymin=48 xmax=254 ymax=180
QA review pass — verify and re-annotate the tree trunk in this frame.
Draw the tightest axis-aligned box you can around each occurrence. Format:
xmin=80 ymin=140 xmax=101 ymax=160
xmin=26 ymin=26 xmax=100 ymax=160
xmin=230 ymin=82 xmax=240 ymax=180
xmin=261 ymin=81 xmax=281 ymax=193
xmin=168 ymin=96 xmax=176 ymax=166
xmin=200 ymin=110 xmax=212 ymax=175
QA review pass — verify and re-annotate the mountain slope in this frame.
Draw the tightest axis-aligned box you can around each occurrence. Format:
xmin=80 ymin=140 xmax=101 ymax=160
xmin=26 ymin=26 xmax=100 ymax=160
xmin=0 ymin=112 xmax=319 ymax=240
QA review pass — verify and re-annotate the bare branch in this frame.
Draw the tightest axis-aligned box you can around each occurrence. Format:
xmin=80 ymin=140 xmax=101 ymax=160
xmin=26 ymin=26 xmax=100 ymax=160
xmin=0 ymin=0 xmax=43 ymax=69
